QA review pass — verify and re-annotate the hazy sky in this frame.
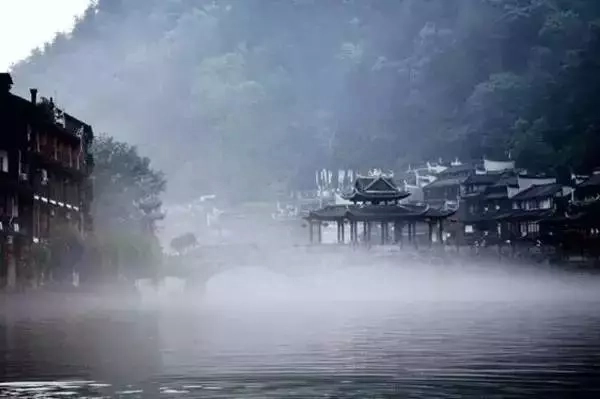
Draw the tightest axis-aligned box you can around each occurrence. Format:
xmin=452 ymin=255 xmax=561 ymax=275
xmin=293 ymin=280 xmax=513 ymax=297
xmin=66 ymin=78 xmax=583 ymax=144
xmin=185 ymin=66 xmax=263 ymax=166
xmin=0 ymin=0 xmax=90 ymax=70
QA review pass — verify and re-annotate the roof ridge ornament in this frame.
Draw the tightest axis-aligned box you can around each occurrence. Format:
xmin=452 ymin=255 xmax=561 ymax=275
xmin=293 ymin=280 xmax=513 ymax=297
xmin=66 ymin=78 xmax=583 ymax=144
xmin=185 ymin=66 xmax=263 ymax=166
xmin=367 ymin=168 xmax=394 ymax=178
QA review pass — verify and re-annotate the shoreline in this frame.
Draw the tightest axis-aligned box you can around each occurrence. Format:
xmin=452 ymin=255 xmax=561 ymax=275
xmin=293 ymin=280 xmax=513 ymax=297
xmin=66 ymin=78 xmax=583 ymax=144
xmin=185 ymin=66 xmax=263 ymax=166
xmin=1 ymin=244 xmax=599 ymax=301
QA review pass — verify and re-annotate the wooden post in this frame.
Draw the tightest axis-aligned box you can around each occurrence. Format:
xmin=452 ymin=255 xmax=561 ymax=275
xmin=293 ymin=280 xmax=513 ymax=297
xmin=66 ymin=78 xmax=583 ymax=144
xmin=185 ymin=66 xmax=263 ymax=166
xmin=399 ymin=222 xmax=404 ymax=248
xmin=348 ymin=222 xmax=353 ymax=244
xmin=437 ymin=219 xmax=444 ymax=244
xmin=380 ymin=222 xmax=385 ymax=245
xmin=385 ymin=222 xmax=390 ymax=244
xmin=428 ymin=221 xmax=433 ymax=247
xmin=367 ymin=222 xmax=372 ymax=243
xmin=341 ymin=221 xmax=345 ymax=243
xmin=309 ymin=221 xmax=314 ymax=244
xmin=393 ymin=221 xmax=400 ymax=244
xmin=317 ymin=222 xmax=322 ymax=244
xmin=407 ymin=223 xmax=412 ymax=244
xmin=413 ymin=222 xmax=418 ymax=249
xmin=6 ymin=236 xmax=16 ymax=290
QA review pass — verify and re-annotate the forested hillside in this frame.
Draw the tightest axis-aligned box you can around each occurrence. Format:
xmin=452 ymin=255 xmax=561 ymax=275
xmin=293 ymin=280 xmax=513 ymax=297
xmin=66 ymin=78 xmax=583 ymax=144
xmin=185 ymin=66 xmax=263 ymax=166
xmin=10 ymin=0 xmax=600 ymax=200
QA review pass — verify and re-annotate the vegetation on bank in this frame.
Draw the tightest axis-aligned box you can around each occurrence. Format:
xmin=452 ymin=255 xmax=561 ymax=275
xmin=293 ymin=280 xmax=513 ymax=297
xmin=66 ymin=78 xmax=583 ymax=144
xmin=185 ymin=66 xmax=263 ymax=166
xmin=10 ymin=0 xmax=600 ymax=199
xmin=8 ymin=0 xmax=600 ymax=285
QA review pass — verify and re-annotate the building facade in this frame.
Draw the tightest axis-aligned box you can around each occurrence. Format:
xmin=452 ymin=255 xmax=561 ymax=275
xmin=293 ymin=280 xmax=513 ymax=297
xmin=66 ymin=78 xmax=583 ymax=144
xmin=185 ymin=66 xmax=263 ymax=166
xmin=0 ymin=73 xmax=94 ymax=288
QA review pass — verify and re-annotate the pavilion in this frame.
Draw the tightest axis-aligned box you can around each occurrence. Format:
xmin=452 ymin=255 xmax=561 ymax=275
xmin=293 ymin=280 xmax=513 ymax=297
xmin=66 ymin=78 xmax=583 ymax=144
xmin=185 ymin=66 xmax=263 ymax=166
xmin=304 ymin=174 xmax=455 ymax=246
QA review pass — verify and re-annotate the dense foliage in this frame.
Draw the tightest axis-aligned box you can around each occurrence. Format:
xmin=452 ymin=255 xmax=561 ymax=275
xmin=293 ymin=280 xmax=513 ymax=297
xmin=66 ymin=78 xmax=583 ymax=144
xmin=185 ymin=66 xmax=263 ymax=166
xmin=10 ymin=0 xmax=600 ymax=200
xmin=88 ymin=135 xmax=166 ymax=281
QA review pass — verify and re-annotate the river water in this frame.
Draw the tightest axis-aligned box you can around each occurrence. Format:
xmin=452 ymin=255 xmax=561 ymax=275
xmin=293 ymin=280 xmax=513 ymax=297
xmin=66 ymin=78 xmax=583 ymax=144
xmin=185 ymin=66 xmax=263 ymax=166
xmin=1 ymin=261 xmax=600 ymax=398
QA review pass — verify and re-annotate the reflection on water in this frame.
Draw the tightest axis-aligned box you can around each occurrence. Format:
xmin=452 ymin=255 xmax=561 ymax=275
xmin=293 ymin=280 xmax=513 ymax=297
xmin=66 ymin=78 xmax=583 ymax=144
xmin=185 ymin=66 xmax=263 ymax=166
xmin=1 ymin=265 xmax=600 ymax=398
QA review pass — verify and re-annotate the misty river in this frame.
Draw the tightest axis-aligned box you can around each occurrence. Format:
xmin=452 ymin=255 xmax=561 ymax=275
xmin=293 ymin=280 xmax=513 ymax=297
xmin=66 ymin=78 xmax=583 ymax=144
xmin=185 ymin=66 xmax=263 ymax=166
xmin=2 ymin=260 xmax=600 ymax=398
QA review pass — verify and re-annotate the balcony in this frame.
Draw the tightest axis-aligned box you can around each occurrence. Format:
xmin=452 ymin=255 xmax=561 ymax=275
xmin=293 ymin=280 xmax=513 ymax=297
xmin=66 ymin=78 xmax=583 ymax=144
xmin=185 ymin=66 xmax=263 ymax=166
xmin=32 ymin=150 xmax=86 ymax=179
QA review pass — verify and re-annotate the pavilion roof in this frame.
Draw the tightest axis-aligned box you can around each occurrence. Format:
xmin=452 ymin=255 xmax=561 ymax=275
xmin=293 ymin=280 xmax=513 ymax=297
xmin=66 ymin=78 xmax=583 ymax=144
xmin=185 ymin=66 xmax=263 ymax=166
xmin=306 ymin=204 xmax=455 ymax=222
xmin=341 ymin=175 xmax=410 ymax=203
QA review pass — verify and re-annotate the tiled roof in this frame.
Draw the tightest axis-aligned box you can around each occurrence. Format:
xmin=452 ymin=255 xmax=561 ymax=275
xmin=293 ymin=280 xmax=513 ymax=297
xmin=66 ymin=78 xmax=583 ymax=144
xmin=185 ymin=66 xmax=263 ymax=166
xmin=306 ymin=204 xmax=454 ymax=221
xmin=511 ymin=183 xmax=563 ymax=200
xmin=354 ymin=176 xmax=398 ymax=192
xmin=578 ymin=174 xmax=600 ymax=188
xmin=463 ymin=173 xmax=502 ymax=185
xmin=484 ymin=191 xmax=508 ymax=200
xmin=493 ymin=174 xmax=518 ymax=188
xmin=437 ymin=162 xmax=479 ymax=177
xmin=424 ymin=177 xmax=465 ymax=189
xmin=342 ymin=176 xmax=410 ymax=202
xmin=493 ymin=209 xmax=555 ymax=221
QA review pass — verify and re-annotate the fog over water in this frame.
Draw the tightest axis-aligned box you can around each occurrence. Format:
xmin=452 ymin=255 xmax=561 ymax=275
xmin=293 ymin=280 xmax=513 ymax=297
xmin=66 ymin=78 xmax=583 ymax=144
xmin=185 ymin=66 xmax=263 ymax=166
xmin=3 ymin=251 xmax=600 ymax=397
xmin=3 ymin=0 xmax=600 ymax=396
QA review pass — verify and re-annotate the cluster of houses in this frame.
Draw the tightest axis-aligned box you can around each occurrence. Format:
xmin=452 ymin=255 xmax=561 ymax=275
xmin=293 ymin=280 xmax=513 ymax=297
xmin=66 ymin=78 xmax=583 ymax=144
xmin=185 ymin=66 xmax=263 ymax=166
xmin=400 ymin=158 xmax=600 ymax=258
xmin=0 ymin=73 xmax=95 ymax=289
xmin=301 ymin=158 xmax=599 ymax=261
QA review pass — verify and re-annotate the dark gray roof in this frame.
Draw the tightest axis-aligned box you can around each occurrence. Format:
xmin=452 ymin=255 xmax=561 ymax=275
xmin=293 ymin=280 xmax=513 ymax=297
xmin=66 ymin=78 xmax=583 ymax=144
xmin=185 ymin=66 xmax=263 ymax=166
xmin=437 ymin=163 xmax=478 ymax=177
xmin=354 ymin=176 xmax=398 ymax=191
xmin=306 ymin=204 xmax=454 ymax=221
xmin=493 ymin=209 xmax=555 ymax=221
xmin=424 ymin=177 xmax=465 ymax=189
xmin=484 ymin=191 xmax=508 ymax=200
xmin=342 ymin=176 xmax=410 ymax=202
xmin=493 ymin=173 xmax=518 ymax=188
xmin=464 ymin=173 xmax=502 ymax=185
xmin=578 ymin=174 xmax=600 ymax=188
xmin=511 ymin=183 xmax=563 ymax=201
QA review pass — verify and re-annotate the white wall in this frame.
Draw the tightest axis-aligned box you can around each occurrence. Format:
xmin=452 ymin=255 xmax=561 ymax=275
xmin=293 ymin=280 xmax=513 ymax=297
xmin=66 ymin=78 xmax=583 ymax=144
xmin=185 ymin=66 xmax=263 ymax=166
xmin=484 ymin=159 xmax=515 ymax=172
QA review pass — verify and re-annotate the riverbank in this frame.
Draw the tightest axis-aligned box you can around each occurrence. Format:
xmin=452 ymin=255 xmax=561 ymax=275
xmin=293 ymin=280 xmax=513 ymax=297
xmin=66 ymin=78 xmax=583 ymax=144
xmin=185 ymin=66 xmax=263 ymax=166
xmin=2 ymin=243 xmax=599 ymax=305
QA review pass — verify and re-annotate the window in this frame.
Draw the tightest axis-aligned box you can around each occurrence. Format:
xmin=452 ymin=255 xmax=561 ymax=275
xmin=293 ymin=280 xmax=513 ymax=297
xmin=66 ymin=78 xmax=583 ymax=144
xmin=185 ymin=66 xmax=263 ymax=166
xmin=18 ymin=150 xmax=28 ymax=179
xmin=539 ymin=198 xmax=552 ymax=209
xmin=465 ymin=225 xmax=474 ymax=234
xmin=73 ymin=147 xmax=80 ymax=170
xmin=0 ymin=150 xmax=8 ymax=172
xmin=520 ymin=222 xmax=539 ymax=235
xmin=9 ymin=196 xmax=18 ymax=217
xmin=41 ymin=169 xmax=48 ymax=185
xmin=33 ymin=202 xmax=40 ymax=238
xmin=53 ymin=137 xmax=58 ymax=160
xmin=529 ymin=223 xmax=539 ymax=234
xmin=39 ymin=132 xmax=47 ymax=153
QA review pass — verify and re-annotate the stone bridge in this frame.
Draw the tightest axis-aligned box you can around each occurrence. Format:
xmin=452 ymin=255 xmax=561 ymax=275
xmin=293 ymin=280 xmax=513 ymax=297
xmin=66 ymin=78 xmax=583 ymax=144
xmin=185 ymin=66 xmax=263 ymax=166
xmin=162 ymin=242 xmax=422 ymax=289
xmin=164 ymin=244 xmax=303 ymax=285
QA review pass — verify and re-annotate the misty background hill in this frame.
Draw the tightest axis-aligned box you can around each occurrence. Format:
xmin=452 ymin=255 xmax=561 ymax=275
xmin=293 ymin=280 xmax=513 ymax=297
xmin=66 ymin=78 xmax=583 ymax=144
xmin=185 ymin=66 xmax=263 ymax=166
xmin=10 ymin=0 xmax=600 ymax=202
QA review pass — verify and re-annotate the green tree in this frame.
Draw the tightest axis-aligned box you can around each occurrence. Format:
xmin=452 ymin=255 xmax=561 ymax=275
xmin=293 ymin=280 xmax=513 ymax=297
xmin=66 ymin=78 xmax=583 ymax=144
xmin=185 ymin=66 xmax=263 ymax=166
xmin=9 ymin=0 xmax=600 ymax=198
xmin=90 ymin=135 xmax=166 ymax=282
